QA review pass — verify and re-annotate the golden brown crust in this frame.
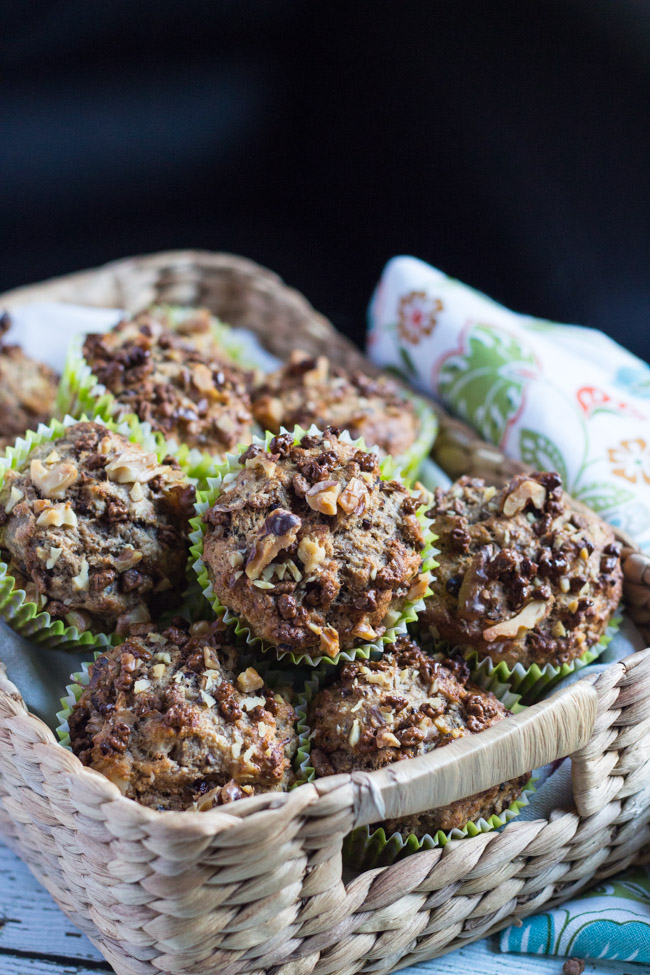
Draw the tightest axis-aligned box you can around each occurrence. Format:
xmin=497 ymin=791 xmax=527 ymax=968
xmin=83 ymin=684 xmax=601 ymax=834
xmin=252 ymin=349 xmax=420 ymax=459
xmin=67 ymin=620 xmax=297 ymax=810
xmin=0 ymin=421 xmax=195 ymax=634
xmin=307 ymin=634 xmax=529 ymax=837
xmin=201 ymin=431 xmax=430 ymax=656
xmin=0 ymin=315 xmax=58 ymax=449
xmin=82 ymin=307 xmax=254 ymax=454
xmin=421 ymin=473 xmax=623 ymax=669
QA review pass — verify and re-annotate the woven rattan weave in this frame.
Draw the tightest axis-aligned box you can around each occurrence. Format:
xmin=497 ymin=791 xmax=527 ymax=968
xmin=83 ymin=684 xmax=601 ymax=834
xmin=0 ymin=251 xmax=649 ymax=975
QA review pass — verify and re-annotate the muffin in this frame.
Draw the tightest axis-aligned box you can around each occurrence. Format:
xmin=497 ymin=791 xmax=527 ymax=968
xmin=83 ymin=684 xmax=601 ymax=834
xmin=80 ymin=307 xmax=254 ymax=454
xmin=66 ymin=619 xmax=297 ymax=810
xmin=198 ymin=429 xmax=433 ymax=659
xmin=0 ymin=313 xmax=58 ymax=449
xmin=307 ymin=635 xmax=529 ymax=836
xmin=252 ymin=349 xmax=424 ymax=461
xmin=421 ymin=472 xmax=623 ymax=669
xmin=0 ymin=421 xmax=195 ymax=636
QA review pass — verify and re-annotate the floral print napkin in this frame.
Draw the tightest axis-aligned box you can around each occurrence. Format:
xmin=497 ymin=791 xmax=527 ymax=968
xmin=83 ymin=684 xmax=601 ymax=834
xmin=368 ymin=256 xmax=650 ymax=550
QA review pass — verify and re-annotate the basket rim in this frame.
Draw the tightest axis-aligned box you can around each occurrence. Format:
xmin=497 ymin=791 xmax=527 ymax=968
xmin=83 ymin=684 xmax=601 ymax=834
xmin=0 ymin=249 xmax=648 ymax=833
xmin=0 ymin=662 xmax=599 ymax=833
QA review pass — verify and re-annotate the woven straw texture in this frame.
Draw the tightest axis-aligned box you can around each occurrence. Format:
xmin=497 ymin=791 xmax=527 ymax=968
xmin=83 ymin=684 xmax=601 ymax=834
xmin=1 ymin=251 xmax=649 ymax=975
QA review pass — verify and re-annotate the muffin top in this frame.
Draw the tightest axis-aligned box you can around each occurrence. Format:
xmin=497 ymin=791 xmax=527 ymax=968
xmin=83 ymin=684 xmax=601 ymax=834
xmin=201 ymin=429 xmax=431 ymax=658
xmin=252 ymin=349 xmax=421 ymax=460
xmin=421 ymin=472 xmax=623 ymax=669
xmin=67 ymin=620 xmax=297 ymax=810
xmin=0 ymin=314 xmax=58 ymax=449
xmin=307 ymin=634 xmax=511 ymax=776
xmin=82 ymin=307 xmax=254 ymax=453
xmin=0 ymin=421 xmax=195 ymax=635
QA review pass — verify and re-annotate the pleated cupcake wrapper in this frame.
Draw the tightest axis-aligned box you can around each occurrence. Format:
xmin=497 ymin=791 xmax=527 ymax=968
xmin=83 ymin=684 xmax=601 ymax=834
xmin=56 ymin=308 xmax=253 ymax=473
xmin=450 ymin=610 xmax=623 ymax=705
xmin=292 ymin=680 xmax=534 ymax=865
xmin=293 ymin=674 xmax=323 ymax=786
xmin=0 ymin=414 xmax=167 ymax=652
xmin=56 ymin=657 xmax=96 ymax=748
xmin=189 ymin=425 xmax=438 ymax=668
xmin=342 ymin=779 xmax=535 ymax=870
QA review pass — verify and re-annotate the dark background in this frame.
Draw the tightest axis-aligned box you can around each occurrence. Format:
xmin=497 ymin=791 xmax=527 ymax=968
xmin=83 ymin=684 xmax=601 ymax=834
xmin=1 ymin=0 xmax=648 ymax=358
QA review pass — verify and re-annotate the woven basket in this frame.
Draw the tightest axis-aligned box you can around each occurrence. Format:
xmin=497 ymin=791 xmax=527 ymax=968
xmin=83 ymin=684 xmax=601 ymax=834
xmin=1 ymin=251 xmax=649 ymax=975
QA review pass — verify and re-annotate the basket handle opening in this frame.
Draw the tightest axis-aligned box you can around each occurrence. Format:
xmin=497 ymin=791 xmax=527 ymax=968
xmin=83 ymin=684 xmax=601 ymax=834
xmin=348 ymin=678 xmax=598 ymax=830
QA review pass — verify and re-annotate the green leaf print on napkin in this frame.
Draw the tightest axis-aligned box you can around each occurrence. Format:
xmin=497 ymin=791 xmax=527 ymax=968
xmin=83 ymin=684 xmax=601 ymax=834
xmin=519 ymin=429 xmax=569 ymax=485
xmin=572 ymin=481 xmax=636 ymax=514
xmin=437 ymin=324 xmax=537 ymax=446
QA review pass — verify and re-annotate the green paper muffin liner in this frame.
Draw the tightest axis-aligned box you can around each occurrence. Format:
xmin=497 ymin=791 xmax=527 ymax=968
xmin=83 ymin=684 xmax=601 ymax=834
xmin=189 ymin=425 xmax=439 ymax=668
xmin=443 ymin=610 xmax=623 ymax=705
xmin=292 ymin=678 xmax=534 ymax=868
xmin=56 ymin=656 xmax=96 ymax=747
xmin=0 ymin=414 xmax=171 ymax=652
xmin=342 ymin=780 xmax=535 ymax=870
xmin=56 ymin=306 xmax=255 ymax=478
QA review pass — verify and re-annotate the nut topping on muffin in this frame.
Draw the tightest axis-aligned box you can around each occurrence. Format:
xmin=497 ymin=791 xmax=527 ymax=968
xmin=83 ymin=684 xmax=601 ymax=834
xmin=306 ymin=635 xmax=529 ymax=836
xmin=0 ymin=314 xmax=58 ymax=450
xmin=67 ymin=620 xmax=297 ymax=810
xmin=200 ymin=429 xmax=431 ymax=656
xmin=252 ymin=349 xmax=422 ymax=459
xmin=0 ymin=421 xmax=195 ymax=635
xmin=82 ymin=307 xmax=254 ymax=453
xmin=421 ymin=472 xmax=623 ymax=669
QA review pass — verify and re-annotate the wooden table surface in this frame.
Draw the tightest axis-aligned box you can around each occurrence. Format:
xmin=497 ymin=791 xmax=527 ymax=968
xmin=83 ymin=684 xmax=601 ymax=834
xmin=2 ymin=840 xmax=649 ymax=975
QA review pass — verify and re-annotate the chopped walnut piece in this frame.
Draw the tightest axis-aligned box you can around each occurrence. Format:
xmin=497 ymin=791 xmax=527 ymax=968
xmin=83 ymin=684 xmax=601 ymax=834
xmin=407 ymin=572 xmax=431 ymax=602
xmin=502 ymin=479 xmax=547 ymax=517
xmin=105 ymin=447 xmax=161 ymax=484
xmin=483 ymin=599 xmax=551 ymax=642
xmin=191 ymin=363 xmax=215 ymax=392
xmin=351 ymin=622 xmax=378 ymax=641
xmin=297 ymin=535 xmax=327 ymax=575
xmin=245 ymin=508 xmax=302 ymax=580
xmin=337 ymin=477 xmax=366 ymax=514
xmin=30 ymin=459 xmax=78 ymax=499
xmin=245 ymin=452 xmax=277 ymax=476
xmin=36 ymin=502 xmax=78 ymax=528
xmin=303 ymin=356 xmax=329 ymax=386
xmin=5 ymin=486 xmax=24 ymax=514
xmin=305 ymin=480 xmax=341 ymax=516
xmin=376 ymin=729 xmax=401 ymax=749
xmin=46 ymin=547 xmax=62 ymax=569
xmin=72 ymin=558 xmax=90 ymax=591
xmin=130 ymin=481 xmax=145 ymax=502
xmin=237 ymin=667 xmax=265 ymax=693
xmin=64 ymin=609 xmax=91 ymax=632
xmin=113 ymin=548 xmax=143 ymax=572
xmin=348 ymin=719 xmax=361 ymax=746
xmin=319 ymin=626 xmax=340 ymax=658
xmin=253 ymin=395 xmax=283 ymax=431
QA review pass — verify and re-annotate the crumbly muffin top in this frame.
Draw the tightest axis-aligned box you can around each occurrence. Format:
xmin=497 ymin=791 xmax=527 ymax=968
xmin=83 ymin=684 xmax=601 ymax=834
xmin=0 ymin=421 xmax=195 ymax=635
xmin=0 ymin=314 xmax=58 ymax=449
xmin=201 ymin=430 xmax=430 ymax=658
xmin=421 ymin=473 xmax=623 ymax=669
xmin=307 ymin=634 xmax=510 ymax=776
xmin=252 ymin=349 xmax=420 ymax=460
xmin=82 ymin=307 xmax=254 ymax=453
xmin=67 ymin=620 xmax=297 ymax=810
